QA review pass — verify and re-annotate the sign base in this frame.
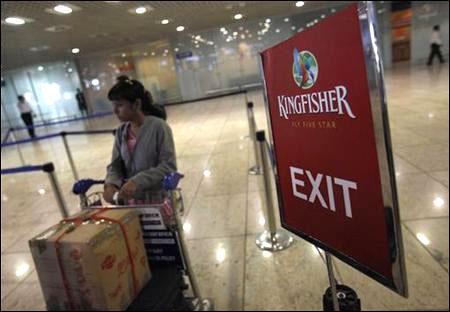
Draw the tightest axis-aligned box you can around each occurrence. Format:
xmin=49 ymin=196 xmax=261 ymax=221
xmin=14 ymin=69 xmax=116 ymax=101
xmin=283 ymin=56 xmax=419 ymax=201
xmin=255 ymin=230 xmax=294 ymax=251
xmin=322 ymin=284 xmax=361 ymax=311
xmin=249 ymin=165 xmax=262 ymax=175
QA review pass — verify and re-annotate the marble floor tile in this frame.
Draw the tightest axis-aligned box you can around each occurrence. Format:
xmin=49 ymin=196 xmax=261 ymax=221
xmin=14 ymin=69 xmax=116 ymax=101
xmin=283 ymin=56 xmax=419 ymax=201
xmin=186 ymin=237 xmax=245 ymax=311
xmin=428 ymin=170 xmax=450 ymax=188
xmin=331 ymin=225 xmax=449 ymax=310
xmin=404 ymin=218 xmax=449 ymax=271
xmin=244 ymin=235 xmax=328 ymax=311
xmin=183 ymin=193 xmax=247 ymax=240
xmin=1 ymin=271 xmax=46 ymax=311
xmin=396 ymin=172 xmax=449 ymax=220
xmin=395 ymin=144 xmax=449 ymax=173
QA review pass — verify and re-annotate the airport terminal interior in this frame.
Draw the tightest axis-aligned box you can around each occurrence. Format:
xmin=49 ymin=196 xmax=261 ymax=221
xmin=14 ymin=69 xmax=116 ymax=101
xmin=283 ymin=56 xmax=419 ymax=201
xmin=1 ymin=1 xmax=449 ymax=311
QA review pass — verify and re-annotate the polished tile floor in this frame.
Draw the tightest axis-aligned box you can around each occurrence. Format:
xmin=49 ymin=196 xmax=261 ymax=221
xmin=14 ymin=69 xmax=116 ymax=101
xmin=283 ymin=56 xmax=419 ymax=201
xmin=1 ymin=63 xmax=449 ymax=310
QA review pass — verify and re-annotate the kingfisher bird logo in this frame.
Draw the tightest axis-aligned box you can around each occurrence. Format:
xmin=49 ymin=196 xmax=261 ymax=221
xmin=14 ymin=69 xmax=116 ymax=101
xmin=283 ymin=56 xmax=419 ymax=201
xmin=293 ymin=49 xmax=318 ymax=89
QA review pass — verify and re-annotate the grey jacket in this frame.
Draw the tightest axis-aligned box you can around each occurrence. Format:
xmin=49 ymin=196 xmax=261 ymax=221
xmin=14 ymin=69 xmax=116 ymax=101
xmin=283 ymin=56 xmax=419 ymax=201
xmin=105 ymin=116 xmax=177 ymax=200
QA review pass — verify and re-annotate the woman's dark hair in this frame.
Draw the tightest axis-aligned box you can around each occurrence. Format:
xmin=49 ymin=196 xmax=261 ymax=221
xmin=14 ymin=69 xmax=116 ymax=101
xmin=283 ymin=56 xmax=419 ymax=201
xmin=18 ymin=95 xmax=25 ymax=101
xmin=108 ymin=79 xmax=166 ymax=120
xmin=433 ymin=25 xmax=440 ymax=31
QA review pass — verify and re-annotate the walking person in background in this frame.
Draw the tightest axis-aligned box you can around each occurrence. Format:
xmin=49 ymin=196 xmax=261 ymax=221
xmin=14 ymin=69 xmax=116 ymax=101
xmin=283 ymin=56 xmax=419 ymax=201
xmin=427 ymin=25 xmax=445 ymax=66
xmin=75 ymin=88 xmax=88 ymax=117
xmin=17 ymin=95 xmax=36 ymax=138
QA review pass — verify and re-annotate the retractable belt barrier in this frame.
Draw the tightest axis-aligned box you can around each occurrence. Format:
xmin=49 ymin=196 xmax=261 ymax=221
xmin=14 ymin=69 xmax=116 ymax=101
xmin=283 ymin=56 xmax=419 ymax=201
xmin=1 ymin=162 xmax=69 ymax=218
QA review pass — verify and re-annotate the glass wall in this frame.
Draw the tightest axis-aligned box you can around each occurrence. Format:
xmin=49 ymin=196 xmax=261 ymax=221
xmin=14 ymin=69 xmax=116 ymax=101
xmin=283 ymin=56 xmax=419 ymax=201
xmin=1 ymin=61 xmax=82 ymax=133
xmin=2 ymin=2 xmax=398 ymax=133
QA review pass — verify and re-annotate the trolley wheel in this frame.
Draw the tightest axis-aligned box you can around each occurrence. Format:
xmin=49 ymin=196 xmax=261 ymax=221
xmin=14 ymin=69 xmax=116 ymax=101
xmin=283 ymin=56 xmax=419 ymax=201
xmin=322 ymin=284 xmax=361 ymax=311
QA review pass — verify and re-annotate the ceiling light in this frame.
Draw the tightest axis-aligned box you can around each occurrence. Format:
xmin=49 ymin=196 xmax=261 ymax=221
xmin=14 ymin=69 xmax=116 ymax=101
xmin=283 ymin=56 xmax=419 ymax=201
xmin=71 ymin=48 xmax=80 ymax=54
xmin=121 ymin=53 xmax=126 ymax=57
xmin=174 ymin=48 xmax=179 ymax=52
xmin=284 ymin=17 xmax=290 ymax=22
xmin=321 ymin=14 xmax=326 ymax=18
xmin=296 ymin=1 xmax=305 ymax=7
xmin=135 ymin=7 xmax=147 ymax=14
xmin=233 ymin=31 xmax=238 ymax=36
xmin=38 ymin=66 xmax=44 ymax=71
xmin=38 ymin=188 xmax=46 ymax=195
xmin=161 ymin=19 xmax=170 ymax=24
xmin=176 ymin=25 xmax=185 ymax=32
xmin=234 ymin=13 xmax=243 ymax=20
xmin=54 ymin=5 xmax=72 ymax=14
xmin=276 ymin=29 xmax=280 ymax=33
xmin=220 ymin=27 xmax=226 ymax=32
xmin=5 ymin=17 xmax=26 ymax=25
xmin=331 ymin=8 xmax=336 ymax=13
xmin=91 ymin=79 xmax=100 ymax=86
xmin=223 ymin=30 xmax=228 ymax=35
xmin=265 ymin=18 xmax=271 ymax=23
xmin=314 ymin=19 xmax=318 ymax=23
xmin=291 ymin=26 xmax=296 ymax=30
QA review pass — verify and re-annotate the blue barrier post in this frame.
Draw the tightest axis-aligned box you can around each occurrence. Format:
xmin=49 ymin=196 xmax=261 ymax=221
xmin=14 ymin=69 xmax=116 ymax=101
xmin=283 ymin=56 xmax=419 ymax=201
xmin=1 ymin=162 xmax=69 ymax=218
xmin=42 ymin=162 xmax=69 ymax=218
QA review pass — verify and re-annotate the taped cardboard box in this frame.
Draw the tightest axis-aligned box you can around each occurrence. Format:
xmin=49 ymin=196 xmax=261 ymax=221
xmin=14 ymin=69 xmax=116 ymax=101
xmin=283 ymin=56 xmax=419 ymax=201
xmin=29 ymin=208 xmax=151 ymax=311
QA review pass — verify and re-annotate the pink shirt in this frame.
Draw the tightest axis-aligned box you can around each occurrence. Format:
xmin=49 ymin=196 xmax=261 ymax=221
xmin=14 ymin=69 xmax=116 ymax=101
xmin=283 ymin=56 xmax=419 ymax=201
xmin=127 ymin=126 xmax=137 ymax=154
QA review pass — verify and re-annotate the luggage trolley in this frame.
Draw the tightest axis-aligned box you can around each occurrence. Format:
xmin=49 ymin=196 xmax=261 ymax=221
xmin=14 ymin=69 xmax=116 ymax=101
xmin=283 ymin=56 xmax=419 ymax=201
xmin=72 ymin=173 xmax=213 ymax=311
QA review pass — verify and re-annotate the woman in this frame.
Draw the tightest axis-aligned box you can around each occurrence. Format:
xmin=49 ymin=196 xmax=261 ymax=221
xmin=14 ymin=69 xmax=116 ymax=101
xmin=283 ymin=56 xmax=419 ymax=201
xmin=17 ymin=95 xmax=36 ymax=138
xmin=104 ymin=79 xmax=176 ymax=204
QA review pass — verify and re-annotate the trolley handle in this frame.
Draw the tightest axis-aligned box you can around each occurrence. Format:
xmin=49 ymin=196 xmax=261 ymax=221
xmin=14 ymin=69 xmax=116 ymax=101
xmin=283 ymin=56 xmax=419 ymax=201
xmin=72 ymin=172 xmax=184 ymax=196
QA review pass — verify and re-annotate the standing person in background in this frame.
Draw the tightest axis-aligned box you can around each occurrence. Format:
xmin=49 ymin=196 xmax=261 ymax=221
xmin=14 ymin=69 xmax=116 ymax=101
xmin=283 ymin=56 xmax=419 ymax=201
xmin=75 ymin=88 xmax=88 ymax=117
xmin=17 ymin=95 xmax=36 ymax=138
xmin=427 ymin=25 xmax=445 ymax=66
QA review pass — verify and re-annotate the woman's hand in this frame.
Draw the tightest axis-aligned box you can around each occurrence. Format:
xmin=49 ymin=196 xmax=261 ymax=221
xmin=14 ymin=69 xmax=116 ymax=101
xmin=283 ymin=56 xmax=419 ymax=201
xmin=104 ymin=184 xmax=119 ymax=203
xmin=119 ymin=180 xmax=138 ymax=199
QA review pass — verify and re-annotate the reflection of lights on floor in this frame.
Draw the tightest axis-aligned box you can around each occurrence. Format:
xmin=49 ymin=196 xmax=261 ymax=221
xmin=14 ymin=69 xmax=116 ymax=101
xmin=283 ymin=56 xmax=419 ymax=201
xmin=262 ymin=251 xmax=272 ymax=258
xmin=312 ymin=245 xmax=321 ymax=256
xmin=216 ymin=245 xmax=226 ymax=263
xmin=15 ymin=262 xmax=30 ymax=278
xmin=433 ymin=197 xmax=444 ymax=208
xmin=38 ymin=189 xmax=46 ymax=195
xmin=2 ymin=195 xmax=8 ymax=202
xmin=396 ymin=172 xmax=400 ymax=177
xmin=428 ymin=113 xmax=434 ymax=119
xmin=203 ymin=169 xmax=212 ymax=177
xmin=416 ymin=233 xmax=431 ymax=246
xmin=183 ymin=222 xmax=192 ymax=233
xmin=259 ymin=216 xmax=266 ymax=226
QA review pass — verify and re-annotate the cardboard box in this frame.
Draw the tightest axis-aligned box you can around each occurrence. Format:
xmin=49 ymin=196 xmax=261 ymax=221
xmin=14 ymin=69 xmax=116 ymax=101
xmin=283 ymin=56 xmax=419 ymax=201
xmin=29 ymin=209 xmax=151 ymax=311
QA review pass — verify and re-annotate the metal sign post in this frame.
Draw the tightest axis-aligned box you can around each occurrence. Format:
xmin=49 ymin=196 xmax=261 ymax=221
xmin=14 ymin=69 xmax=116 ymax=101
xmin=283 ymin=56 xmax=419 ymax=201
xmin=255 ymin=130 xmax=293 ymax=252
xmin=247 ymin=102 xmax=262 ymax=175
